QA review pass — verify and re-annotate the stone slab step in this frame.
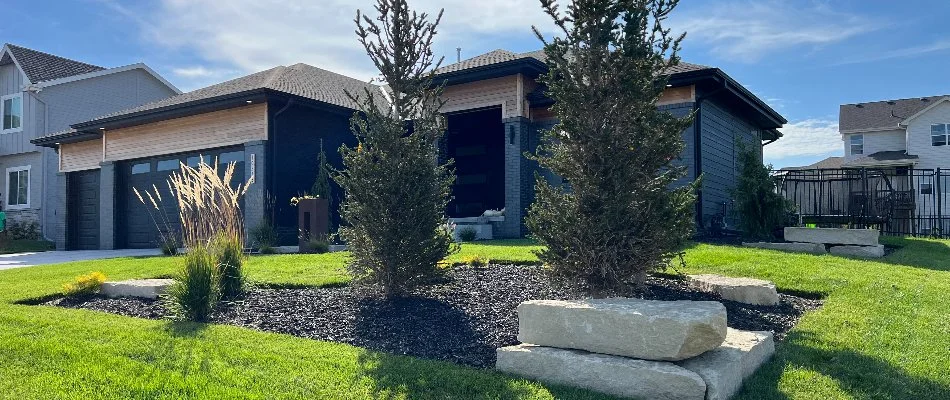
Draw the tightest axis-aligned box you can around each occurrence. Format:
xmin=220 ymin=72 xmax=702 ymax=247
xmin=829 ymin=244 xmax=885 ymax=258
xmin=517 ymin=299 xmax=727 ymax=361
xmin=100 ymin=279 xmax=174 ymax=299
xmin=784 ymin=227 xmax=879 ymax=246
xmin=742 ymin=242 xmax=826 ymax=254
xmin=678 ymin=328 xmax=775 ymax=400
xmin=496 ymin=344 xmax=706 ymax=400
xmin=689 ymin=274 xmax=780 ymax=306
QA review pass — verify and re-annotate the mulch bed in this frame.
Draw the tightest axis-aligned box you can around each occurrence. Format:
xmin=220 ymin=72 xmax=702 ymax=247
xmin=49 ymin=265 xmax=821 ymax=368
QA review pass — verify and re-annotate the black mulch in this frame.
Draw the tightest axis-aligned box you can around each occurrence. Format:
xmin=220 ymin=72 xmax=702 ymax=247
xmin=48 ymin=265 xmax=822 ymax=368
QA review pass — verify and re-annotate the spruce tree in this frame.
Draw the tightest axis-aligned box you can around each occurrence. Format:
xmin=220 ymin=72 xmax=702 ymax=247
xmin=526 ymin=0 xmax=697 ymax=296
xmin=311 ymin=139 xmax=331 ymax=199
xmin=334 ymin=0 xmax=456 ymax=296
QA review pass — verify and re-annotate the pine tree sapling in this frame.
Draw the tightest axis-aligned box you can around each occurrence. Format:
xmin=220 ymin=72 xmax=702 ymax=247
xmin=334 ymin=0 xmax=457 ymax=296
xmin=312 ymin=139 xmax=332 ymax=200
xmin=527 ymin=0 xmax=697 ymax=296
xmin=734 ymin=144 xmax=792 ymax=240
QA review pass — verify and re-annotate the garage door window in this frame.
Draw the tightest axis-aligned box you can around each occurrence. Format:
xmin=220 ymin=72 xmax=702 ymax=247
xmin=131 ymin=163 xmax=151 ymax=174
xmin=187 ymin=155 xmax=211 ymax=167
xmin=157 ymin=159 xmax=180 ymax=171
xmin=6 ymin=166 xmax=29 ymax=209
xmin=219 ymin=151 xmax=244 ymax=165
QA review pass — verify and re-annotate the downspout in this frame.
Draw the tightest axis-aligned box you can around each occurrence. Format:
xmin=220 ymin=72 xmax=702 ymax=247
xmin=692 ymin=80 xmax=728 ymax=229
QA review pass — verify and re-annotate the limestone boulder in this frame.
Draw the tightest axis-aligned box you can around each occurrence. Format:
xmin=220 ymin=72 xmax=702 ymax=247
xmin=829 ymin=244 xmax=885 ymax=258
xmin=784 ymin=227 xmax=879 ymax=246
xmin=496 ymin=344 xmax=706 ymax=400
xmin=742 ymin=241 xmax=826 ymax=255
xmin=678 ymin=328 xmax=775 ymax=400
xmin=689 ymin=274 xmax=780 ymax=306
xmin=517 ymin=299 xmax=727 ymax=361
xmin=100 ymin=279 xmax=174 ymax=299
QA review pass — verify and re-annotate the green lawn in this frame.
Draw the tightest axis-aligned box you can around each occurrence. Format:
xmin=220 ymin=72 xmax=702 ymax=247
xmin=0 ymin=238 xmax=948 ymax=399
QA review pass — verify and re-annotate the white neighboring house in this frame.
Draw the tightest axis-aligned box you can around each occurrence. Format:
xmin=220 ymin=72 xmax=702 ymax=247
xmin=0 ymin=43 xmax=179 ymax=249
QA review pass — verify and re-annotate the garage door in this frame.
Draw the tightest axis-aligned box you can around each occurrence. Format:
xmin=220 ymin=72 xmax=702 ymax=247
xmin=120 ymin=148 xmax=246 ymax=249
xmin=67 ymin=170 xmax=100 ymax=250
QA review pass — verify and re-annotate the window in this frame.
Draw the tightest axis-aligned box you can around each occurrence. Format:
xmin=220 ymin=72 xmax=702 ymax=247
xmin=1 ymin=93 xmax=22 ymax=133
xmin=186 ymin=155 xmax=211 ymax=167
xmin=850 ymin=134 xmax=864 ymax=155
xmin=219 ymin=151 xmax=244 ymax=165
xmin=156 ymin=159 xmax=180 ymax=171
xmin=6 ymin=166 xmax=29 ymax=209
xmin=932 ymin=124 xmax=948 ymax=146
xmin=131 ymin=163 xmax=151 ymax=174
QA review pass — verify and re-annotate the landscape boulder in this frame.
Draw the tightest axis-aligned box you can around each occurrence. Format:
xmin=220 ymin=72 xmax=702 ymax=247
xmin=742 ymin=242 xmax=826 ymax=255
xmin=100 ymin=279 xmax=174 ymax=299
xmin=784 ymin=227 xmax=879 ymax=246
xmin=678 ymin=328 xmax=775 ymax=400
xmin=688 ymin=274 xmax=780 ymax=306
xmin=496 ymin=344 xmax=706 ymax=400
xmin=517 ymin=299 xmax=727 ymax=361
xmin=829 ymin=244 xmax=885 ymax=258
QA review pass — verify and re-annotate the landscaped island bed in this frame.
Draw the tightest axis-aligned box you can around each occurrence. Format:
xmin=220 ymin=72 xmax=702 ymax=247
xmin=1 ymin=239 xmax=949 ymax=399
xmin=49 ymin=265 xmax=819 ymax=368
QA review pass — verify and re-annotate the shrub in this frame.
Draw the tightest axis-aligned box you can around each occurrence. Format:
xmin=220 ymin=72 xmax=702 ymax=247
xmin=525 ymin=0 xmax=696 ymax=296
xmin=212 ymin=233 xmax=245 ymax=300
xmin=460 ymin=255 xmax=487 ymax=268
xmin=259 ymin=246 xmax=277 ymax=255
xmin=61 ymin=271 xmax=106 ymax=297
xmin=167 ymin=246 xmax=219 ymax=322
xmin=250 ymin=221 xmax=279 ymax=250
xmin=158 ymin=236 xmax=180 ymax=256
xmin=457 ymin=227 xmax=477 ymax=242
xmin=335 ymin=0 xmax=457 ymax=297
xmin=6 ymin=221 xmax=40 ymax=240
xmin=734 ymin=145 xmax=794 ymax=240
xmin=300 ymin=234 xmax=330 ymax=254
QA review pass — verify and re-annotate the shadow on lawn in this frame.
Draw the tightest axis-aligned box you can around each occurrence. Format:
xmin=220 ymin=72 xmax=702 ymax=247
xmin=739 ymin=330 xmax=950 ymax=399
xmin=878 ymin=238 xmax=950 ymax=272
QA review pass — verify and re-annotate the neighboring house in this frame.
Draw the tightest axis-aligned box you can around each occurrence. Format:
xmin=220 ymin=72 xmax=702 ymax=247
xmin=34 ymin=63 xmax=382 ymax=249
xmin=432 ymin=49 xmax=786 ymax=235
xmin=0 ymin=43 xmax=179 ymax=249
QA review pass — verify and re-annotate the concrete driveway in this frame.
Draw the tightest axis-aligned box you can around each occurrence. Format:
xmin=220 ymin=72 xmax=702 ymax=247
xmin=0 ymin=249 xmax=160 ymax=271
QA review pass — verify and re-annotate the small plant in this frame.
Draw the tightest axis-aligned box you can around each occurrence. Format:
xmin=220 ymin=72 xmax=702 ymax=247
xmin=158 ymin=236 xmax=180 ymax=256
xmin=61 ymin=271 xmax=106 ymax=297
xmin=457 ymin=227 xmax=477 ymax=242
xmin=300 ymin=233 xmax=330 ymax=254
xmin=212 ymin=233 xmax=245 ymax=300
xmin=734 ymin=144 xmax=794 ymax=240
xmin=250 ymin=221 xmax=279 ymax=250
xmin=460 ymin=254 xmax=488 ymax=268
xmin=167 ymin=246 xmax=220 ymax=322
xmin=259 ymin=246 xmax=277 ymax=255
xmin=6 ymin=221 xmax=41 ymax=240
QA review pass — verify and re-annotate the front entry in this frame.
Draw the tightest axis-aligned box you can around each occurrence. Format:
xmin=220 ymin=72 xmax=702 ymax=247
xmin=444 ymin=107 xmax=506 ymax=217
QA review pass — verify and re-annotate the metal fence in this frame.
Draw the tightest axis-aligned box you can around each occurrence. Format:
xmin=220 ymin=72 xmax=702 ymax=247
xmin=773 ymin=168 xmax=950 ymax=238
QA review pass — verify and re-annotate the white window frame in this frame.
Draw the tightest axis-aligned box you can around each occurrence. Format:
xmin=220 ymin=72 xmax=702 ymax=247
xmin=1 ymin=93 xmax=23 ymax=134
xmin=5 ymin=165 xmax=30 ymax=210
xmin=850 ymin=134 xmax=864 ymax=155
xmin=931 ymin=123 xmax=948 ymax=147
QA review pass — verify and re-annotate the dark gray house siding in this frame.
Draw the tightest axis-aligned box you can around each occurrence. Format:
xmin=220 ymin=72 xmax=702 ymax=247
xmin=698 ymin=99 xmax=762 ymax=228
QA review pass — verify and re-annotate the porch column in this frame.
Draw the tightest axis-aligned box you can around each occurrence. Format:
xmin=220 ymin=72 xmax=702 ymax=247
xmin=99 ymin=161 xmax=116 ymax=250
xmin=502 ymin=116 xmax=533 ymax=238
xmin=52 ymin=172 xmax=67 ymax=250
xmin=243 ymin=140 xmax=267 ymax=239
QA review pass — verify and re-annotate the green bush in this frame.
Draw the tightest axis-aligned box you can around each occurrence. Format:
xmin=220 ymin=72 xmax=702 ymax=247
xmin=300 ymin=235 xmax=330 ymax=254
xmin=6 ymin=221 xmax=40 ymax=240
xmin=167 ymin=246 xmax=220 ymax=322
xmin=250 ymin=222 xmax=279 ymax=250
xmin=158 ymin=237 xmax=179 ymax=256
xmin=212 ymin=233 xmax=245 ymax=300
xmin=734 ymin=145 xmax=793 ymax=240
xmin=457 ymin=227 xmax=477 ymax=242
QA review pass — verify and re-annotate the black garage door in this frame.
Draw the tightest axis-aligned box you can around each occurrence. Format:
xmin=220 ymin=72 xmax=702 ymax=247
xmin=120 ymin=148 xmax=246 ymax=249
xmin=67 ymin=170 xmax=100 ymax=250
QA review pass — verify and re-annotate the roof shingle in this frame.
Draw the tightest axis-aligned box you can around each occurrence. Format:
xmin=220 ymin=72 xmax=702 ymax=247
xmin=839 ymin=95 xmax=949 ymax=132
xmin=1 ymin=44 xmax=104 ymax=83
xmin=435 ymin=48 xmax=713 ymax=76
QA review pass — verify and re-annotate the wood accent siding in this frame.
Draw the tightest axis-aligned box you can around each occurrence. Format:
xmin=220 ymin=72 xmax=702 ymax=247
xmin=104 ymin=103 xmax=267 ymax=162
xmin=60 ymin=139 xmax=102 ymax=172
xmin=442 ymin=75 xmax=523 ymax=118
xmin=657 ymin=85 xmax=695 ymax=106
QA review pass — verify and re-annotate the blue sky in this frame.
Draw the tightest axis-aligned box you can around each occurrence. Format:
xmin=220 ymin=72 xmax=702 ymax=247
xmin=4 ymin=0 xmax=950 ymax=168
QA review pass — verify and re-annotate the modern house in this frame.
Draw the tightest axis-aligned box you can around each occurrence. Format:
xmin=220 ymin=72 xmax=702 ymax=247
xmin=38 ymin=50 xmax=786 ymax=250
xmin=778 ymin=96 xmax=950 ymax=236
xmin=0 ymin=43 xmax=179 ymax=249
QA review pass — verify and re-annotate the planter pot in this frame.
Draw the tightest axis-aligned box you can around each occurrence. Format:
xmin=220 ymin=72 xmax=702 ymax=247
xmin=297 ymin=198 xmax=329 ymax=249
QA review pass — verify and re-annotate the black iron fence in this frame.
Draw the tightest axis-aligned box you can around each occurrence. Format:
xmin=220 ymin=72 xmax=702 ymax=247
xmin=773 ymin=168 xmax=950 ymax=238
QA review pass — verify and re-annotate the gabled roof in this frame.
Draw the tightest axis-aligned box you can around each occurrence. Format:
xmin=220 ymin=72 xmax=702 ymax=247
xmin=436 ymin=48 xmax=713 ymax=76
xmin=780 ymin=156 xmax=844 ymax=171
xmin=0 ymin=43 xmax=104 ymax=83
xmin=74 ymin=63 xmax=384 ymax=128
xmin=839 ymin=95 xmax=949 ymax=133
xmin=842 ymin=150 xmax=919 ymax=168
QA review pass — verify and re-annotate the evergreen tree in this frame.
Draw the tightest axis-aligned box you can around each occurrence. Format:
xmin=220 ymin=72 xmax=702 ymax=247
xmin=734 ymin=144 xmax=791 ymax=240
xmin=526 ymin=0 xmax=697 ymax=296
xmin=311 ymin=139 xmax=331 ymax=199
xmin=334 ymin=0 xmax=457 ymax=296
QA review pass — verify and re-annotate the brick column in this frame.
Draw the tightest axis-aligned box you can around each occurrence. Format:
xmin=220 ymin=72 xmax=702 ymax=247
xmin=501 ymin=116 xmax=533 ymax=238
xmin=243 ymin=140 xmax=267 ymax=239
xmin=99 ymin=161 xmax=116 ymax=250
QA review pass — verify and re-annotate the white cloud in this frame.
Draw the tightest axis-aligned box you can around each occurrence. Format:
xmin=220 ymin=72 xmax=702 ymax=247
xmin=671 ymin=1 xmax=877 ymax=62
xmin=171 ymin=66 xmax=237 ymax=78
xmin=834 ymin=39 xmax=950 ymax=66
xmin=764 ymin=119 xmax=841 ymax=162
xmin=127 ymin=0 xmax=555 ymax=81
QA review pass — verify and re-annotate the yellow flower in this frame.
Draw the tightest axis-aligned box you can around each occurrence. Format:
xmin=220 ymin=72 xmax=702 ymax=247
xmin=357 ymin=143 xmax=363 ymax=153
